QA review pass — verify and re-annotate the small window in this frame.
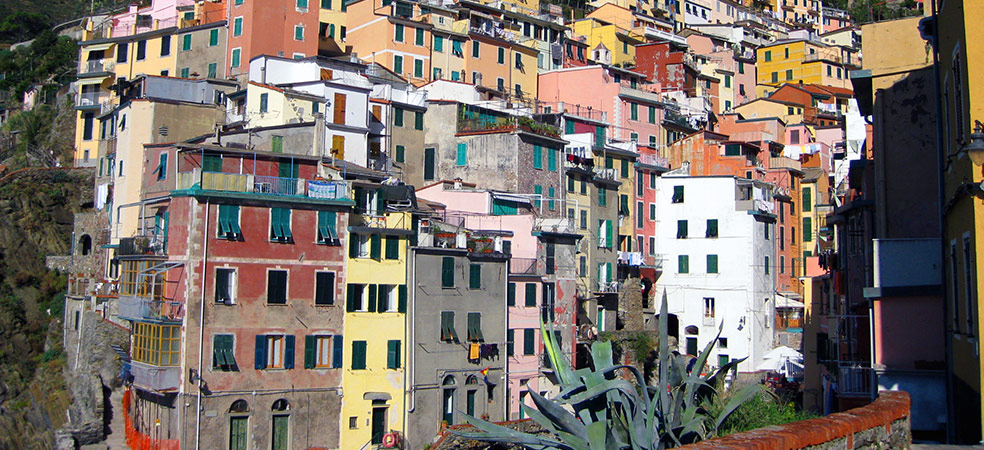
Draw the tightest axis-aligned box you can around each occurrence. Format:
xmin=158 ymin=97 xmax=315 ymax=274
xmin=351 ymin=340 xmax=367 ymax=369
xmin=215 ymin=268 xmax=236 ymax=304
xmin=706 ymin=219 xmax=718 ymax=238
xmin=672 ymin=185 xmax=684 ymax=203
xmin=267 ymin=270 xmax=288 ymax=304
xmin=678 ymin=255 xmax=689 ymax=274
xmin=676 ymin=220 xmax=688 ymax=239
xmin=469 ymin=264 xmax=481 ymax=289
xmin=315 ymin=272 xmax=335 ymax=305
xmin=441 ymin=256 xmax=455 ymax=288
xmin=270 ymin=208 xmax=292 ymax=242
xmin=707 ymin=255 xmax=718 ymax=274
xmin=217 ymin=205 xmax=241 ymax=240
xmin=317 ymin=211 xmax=338 ymax=244
xmin=213 ymin=334 xmax=238 ymax=370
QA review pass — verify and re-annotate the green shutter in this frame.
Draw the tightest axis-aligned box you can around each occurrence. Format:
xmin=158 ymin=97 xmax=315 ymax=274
xmin=370 ymin=234 xmax=381 ymax=259
xmin=606 ymin=220 xmax=613 ymax=248
xmin=254 ymin=335 xmax=266 ymax=369
xmin=679 ymin=255 xmax=689 ymax=274
xmin=802 ymin=187 xmax=812 ymax=212
xmin=533 ymin=145 xmax=542 ymax=169
xmin=707 ymin=254 xmax=718 ymax=274
xmin=332 ymin=334 xmax=343 ymax=368
xmin=707 ymin=219 xmax=718 ymax=237
xmin=469 ymin=264 xmax=481 ymax=289
xmin=415 ymin=111 xmax=424 ymax=130
xmin=803 ymin=217 xmax=813 ymax=241
xmin=507 ymin=329 xmax=515 ymax=355
xmin=367 ymin=284 xmax=378 ymax=312
xmin=621 ymin=159 xmax=629 ymax=178
xmin=523 ymin=328 xmax=535 ymax=355
xmin=507 ymin=282 xmax=516 ymax=306
xmin=398 ymin=285 xmax=407 ymax=313
xmin=352 ymin=341 xmax=367 ymax=369
xmin=395 ymin=145 xmax=405 ymax=162
xmin=525 ymin=283 xmax=537 ymax=307
xmin=677 ymin=220 xmax=688 ymax=238
xmin=548 ymin=148 xmax=557 ymax=171
xmin=304 ymin=335 xmax=316 ymax=369
xmin=457 ymin=143 xmax=467 ymax=166
xmin=467 ymin=312 xmax=484 ymax=341
xmin=385 ymin=236 xmax=400 ymax=259
xmin=441 ymin=256 xmax=455 ymax=287
xmin=346 ymin=284 xmax=357 ymax=312
xmin=209 ymin=29 xmax=218 ymax=46
xmin=387 ymin=340 xmax=401 ymax=369
xmin=349 ymin=233 xmax=359 ymax=258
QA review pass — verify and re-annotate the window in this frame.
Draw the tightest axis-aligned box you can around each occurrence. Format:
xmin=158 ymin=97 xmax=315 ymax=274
xmin=630 ymin=103 xmax=638 ymax=121
xmin=764 ymin=50 xmax=771 ymax=62
xmin=441 ymin=256 xmax=455 ymax=287
xmin=294 ymin=25 xmax=305 ymax=41
xmin=136 ymin=40 xmax=146 ymax=60
xmin=469 ymin=264 xmax=481 ymax=289
xmin=218 ymin=205 xmax=241 ymax=240
xmin=215 ymin=268 xmax=236 ymax=304
xmin=117 ymin=43 xmax=129 ymax=62
xmin=678 ymin=255 xmax=689 ymax=274
xmin=82 ymin=113 xmax=94 ymax=140
xmin=304 ymin=335 xmax=342 ymax=368
xmin=393 ymin=107 xmax=404 ymax=127
xmin=386 ymin=339 xmax=401 ymax=369
xmin=803 ymin=217 xmax=813 ymax=242
xmin=394 ymin=144 xmax=405 ymax=163
xmin=391 ymin=54 xmax=404 ymax=75
xmin=706 ymin=219 xmax=718 ymax=237
xmin=672 ymin=185 xmax=684 ymax=203
xmin=636 ymin=202 xmax=644 ymax=228
xmin=456 ymin=143 xmax=467 ymax=166
xmin=155 ymin=153 xmax=168 ymax=180
xmin=414 ymin=111 xmax=423 ymax=130
xmin=704 ymin=297 xmax=715 ymax=320
xmin=780 ymin=256 xmax=785 ymax=274
xmin=771 ymin=72 xmax=778 ymax=83
xmin=231 ymin=48 xmax=241 ymax=68
xmin=786 ymin=69 xmax=793 ymax=80
xmin=382 ymin=235 xmax=400 ymax=260
xmin=259 ymin=93 xmax=269 ymax=113
xmin=467 ymin=312 xmax=484 ymax=342
xmin=315 ymin=272 xmax=335 ymax=305
xmin=254 ymin=334 xmax=294 ymax=369
xmin=764 ymin=222 xmax=770 ymax=240
xmin=267 ymin=270 xmax=288 ymax=304
xmin=533 ymin=144 xmax=542 ymax=169
xmin=677 ymin=220 xmax=688 ymax=238
xmin=534 ymin=185 xmax=542 ymax=208
xmin=132 ymin=323 xmax=181 ymax=366
xmin=472 ymin=41 xmax=480 ymax=58
xmin=160 ymin=35 xmax=171 ymax=56
xmin=707 ymin=255 xmax=718 ymax=274
xmin=548 ymin=148 xmax=557 ymax=171
xmin=649 ymin=236 xmax=656 ymax=256
xmin=423 ymin=148 xmax=435 ymax=180
xmin=650 ymin=204 xmax=656 ymax=221
xmin=724 ymin=144 xmax=741 ymax=156
xmin=515 ymin=53 xmax=523 ymax=69
xmin=784 ymin=47 xmax=789 ymax=59
xmin=207 ymin=62 xmax=217 ymax=78
xmin=213 ymin=334 xmax=238 ymax=370
xmin=765 ymin=256 xmax=770 ymax=274
xmin=441 ymin=311 xmax=458 ymax=342
xmin=580 ymin=210 xmax=587 ymax=229
xmin=394 ymin=23 xmax=404 ymax=42
xmin=598 ymin=185 xmax=607 ymax=206
xmin=548 ymin=187 xmax=555 ymax=210
xmin=523 ymin=328 xmax=535 ymax=355
xmin=270 ymin=208 xmax=292 ymax=241
xmin=452 ymin=40 xmax=463 ymax=57
xmin=507 ymin=282 xmax=516 ymax=307
xmin=414 ymin=58 xmax=423 ymax=78
xmin=351 ymin=340 xmax=367 ymax=369
xmin=648 ymin=106 xmax=656 ymax=124
xmin=498 ymin=47 xmax=505 ymax=64
xmin=233 ymin=17 xmax=243 ymax=36
xmin=802 ymin=187 xmax=812 ymax=212
xmin=434 ymin=35 xmax=443 ymax=52
xmin=521 ymin=282 xmax=537 ymax=307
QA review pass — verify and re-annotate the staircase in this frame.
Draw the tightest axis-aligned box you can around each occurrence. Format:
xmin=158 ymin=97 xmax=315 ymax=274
xmin=103 ymin=389 xmax=127 ymax=449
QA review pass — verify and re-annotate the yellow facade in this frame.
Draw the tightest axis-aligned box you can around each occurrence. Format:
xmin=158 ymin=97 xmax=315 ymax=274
xmin=339 ymin=210 xmax=410 ymax=449
xmin=611 ymin=154 xmax=636 ymax=253
xmin=570 ymin=18 xmax=641 ymax=67
xmin=755 ymin=40 xmax=852 ymax=96
xmin=733 ymin=98 xmax=803 ymax=124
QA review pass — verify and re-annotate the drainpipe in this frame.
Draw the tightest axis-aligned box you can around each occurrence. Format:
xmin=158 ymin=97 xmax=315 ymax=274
xmin=195 ymin=198 xmax=210 ymax=449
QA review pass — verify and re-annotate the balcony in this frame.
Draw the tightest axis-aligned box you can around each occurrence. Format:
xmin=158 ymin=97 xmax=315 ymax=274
xmin=618 ymin=85 xmax=660 ymax=104
xmin=596 ymin=280 xmax=620 ymax=293
xmin=643 ymin=26 xmax=687 ymax=46
xmin=80 ymin=60 xmax=114 ymax=76
xmin=592 ymin=167 xmax=617 ymax=181
xmin=663 ymin=109 xmax=694 ymax=130
xmin=838 ymin=365 xmax=875 ymax=396
xmin=457 ymin=108 xmax=562 ymax=139
xmin=636 ymin=153 xmax=668 ymax=168
xmin=118 ymin=294 xmax=183 ymax=323
xmin=119 ymin=235 xmax=167 ymax=257
xmin=804 ymin=52 xmax=841 ymax=64
xmin=77 ymin=91 xmax=101 ymax=108
xmin=534 ymin=217 xmax=577 ymax=235
xmin=175 ymin=169 xmax=351 ymax=202
xmin=509 ymin=257 xmax=539 ymax=275
xmin=129 ymin=361 xmax=181 ymax=392
xmin=617 ymin=251 xmax=643 ymax=266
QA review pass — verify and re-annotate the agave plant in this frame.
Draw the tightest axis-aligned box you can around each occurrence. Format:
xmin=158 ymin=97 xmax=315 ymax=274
xmin=452 ymin=291 xmax=759 ymax=450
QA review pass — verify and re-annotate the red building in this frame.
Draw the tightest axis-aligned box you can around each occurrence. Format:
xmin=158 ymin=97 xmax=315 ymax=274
xmin=634 ymin=41 xmax=698 ymax=94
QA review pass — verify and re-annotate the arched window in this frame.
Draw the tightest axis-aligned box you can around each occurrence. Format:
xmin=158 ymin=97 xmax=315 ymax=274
xmin=442 ymin=375 xmax=456 ymax=386
xmin=465 ymin=375 xmax=478 ymax=385
xmin=229 ymin=399 xmax=249 ymax=413
xmin=79 ymin=234 xmax=92 ymax=256
xmin=442 ymin=375 xmax=456 ymax=425
xmin=271 ymin=399 xmax=290 ymax=411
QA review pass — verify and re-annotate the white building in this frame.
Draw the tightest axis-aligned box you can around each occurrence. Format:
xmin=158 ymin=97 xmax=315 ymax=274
xmin=655 ymin=174 xmax=776 ymax=373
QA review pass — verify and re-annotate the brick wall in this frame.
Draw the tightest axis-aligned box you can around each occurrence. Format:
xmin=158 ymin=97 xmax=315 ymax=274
xmin=681 ymin=391 xmax=911 ymax=450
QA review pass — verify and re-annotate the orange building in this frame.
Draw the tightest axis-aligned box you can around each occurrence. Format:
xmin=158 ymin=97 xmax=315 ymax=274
xmin=226 ymin=0 xmax=322 ymax=79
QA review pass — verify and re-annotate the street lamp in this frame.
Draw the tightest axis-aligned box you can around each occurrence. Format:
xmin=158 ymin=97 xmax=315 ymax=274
xmin=965 ymin=122 xmax=984 ymax=166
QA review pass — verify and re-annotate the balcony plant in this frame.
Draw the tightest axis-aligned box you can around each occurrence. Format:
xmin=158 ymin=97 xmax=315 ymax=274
xmin=452 ymin=292 xmax=758 ymax=449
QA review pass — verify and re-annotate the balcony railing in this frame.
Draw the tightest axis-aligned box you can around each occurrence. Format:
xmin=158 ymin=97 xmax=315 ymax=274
xmin=838 ymin=365 xmax=875 ymax=396
xmin=643 ymin=26 xmax=687 ymax=45
xmin=118 ymin=294 xmax=183 ymax=323
xmin=637 ymin=153 xmax=668 ymax=168
xmin=593 ymin=167 xmax=617 ymax=181
xmin=119 ymin=235 xmax=167 ymax=256
xmin=81 ymin=60 xmax=113 ymax=74
xmin=457 ymin=111 xmax=562 ymax=139
xmin=77 ymin=92 xmax=101 ymax=107
xmin=129 ymin=361 xmax=181 ymax=391
xmin=596 ymin=280 xmax=619 ymax=293
xmin=176 ymin=169 xmax=350 ymax=201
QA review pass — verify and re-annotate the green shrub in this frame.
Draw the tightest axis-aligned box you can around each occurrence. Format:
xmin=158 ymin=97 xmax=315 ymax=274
xmin=716 ymin=390 xmax=815 ymax=435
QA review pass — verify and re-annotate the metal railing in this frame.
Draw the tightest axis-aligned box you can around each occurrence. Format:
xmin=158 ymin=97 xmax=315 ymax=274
xmin=838 ymin=365 xmax=874 ymax=396
xmin=119 ymin=235 xmax=167 ymax=256
xmin=596 ymin=280 xmax=620 ymax=293
xmin=77 ymin=92 xmax=101 ymax=107
xmin=81 ymin=60 xmax=112 ymax=74
xmin=176 ymin=169 xmax=350 ymax=201
xmin=118 ymin=295 xmax=183 ymax=323
xmin=509 ymin=257 xmax=538 ymax=275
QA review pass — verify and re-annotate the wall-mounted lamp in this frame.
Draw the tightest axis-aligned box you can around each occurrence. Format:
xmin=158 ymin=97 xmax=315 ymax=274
xmin=965 ymin=121 xmax=984 ymax=166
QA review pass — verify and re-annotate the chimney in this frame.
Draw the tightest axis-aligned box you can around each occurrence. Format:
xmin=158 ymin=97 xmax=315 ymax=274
xmin=314 ymin=113 xmax=326 ymax=157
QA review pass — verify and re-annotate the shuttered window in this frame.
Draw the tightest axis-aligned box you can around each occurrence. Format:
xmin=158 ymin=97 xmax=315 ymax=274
xmin=706 ymin=219 xmax=718 ymax=238
xmin=351 ymin=340 xmax=367 ymax=370
xmin=441 ymin=311 xmax=458 ymax=342
xmin=523 ymin=329 xmax=535 ymax=355
xmin=386 ymin=340 xmax=401 ymax=369
xmin=217 ymin=205 xmax=241 ymax=239
xmin=525 ymin=283 xmax=537 ymax=307
xmin=317 ymin=211 xmax=338 ymax=244
xmin=267 ymin=270 xmax=288 ymax=304
xmin=315 ymin=272 xmax=334 ymax=305
xmin=467 ymin=312 xmax=484 ymax=342
xmin=469 ymin=264 xmax=481 ymax=289
xmin=707 ymin=254 xmax=718 ymax=274
xmin=270 ymin=208 xmax=292 ymax=241
xmin=507 ymin=282 xmax=516 ymax=306
xmin=213 ymin=334 xmax=236 ymax=370
xmin=441 ymin=257 xmax=455 ymax=287
xmin=385 ymin=236 xmax=400 ymax=259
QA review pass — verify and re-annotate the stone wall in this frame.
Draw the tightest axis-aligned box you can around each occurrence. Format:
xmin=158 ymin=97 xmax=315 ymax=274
xmin=680 ymin=390 xmax=911 ymax=450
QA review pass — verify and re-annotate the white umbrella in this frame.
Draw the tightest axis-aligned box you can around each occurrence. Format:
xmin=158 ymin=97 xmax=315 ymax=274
xmin=756 ymin=346 xmax=804 ymax=375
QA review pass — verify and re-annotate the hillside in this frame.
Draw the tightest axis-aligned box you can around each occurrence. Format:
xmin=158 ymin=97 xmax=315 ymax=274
xmin=0 ymin=168 xmax=94 ymax=450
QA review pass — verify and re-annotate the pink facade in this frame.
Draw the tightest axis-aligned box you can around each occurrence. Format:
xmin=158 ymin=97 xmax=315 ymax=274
xmin=111 ymin=0 xmax=193 ymax=37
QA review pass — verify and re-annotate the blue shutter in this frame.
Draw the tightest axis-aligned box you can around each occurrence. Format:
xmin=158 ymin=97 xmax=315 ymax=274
xmin=332 ymin=334 xmax=343 ymax=368
xmin=284 ymin=335 xmax=295 ymax=369
xmin=254 ymin=335 xmax=266 ymax=369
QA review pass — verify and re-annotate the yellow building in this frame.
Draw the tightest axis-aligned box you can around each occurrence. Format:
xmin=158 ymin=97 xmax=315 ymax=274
xmin=935 ymin=0 xmax=984 ymax=442
xmin=733 ymin=97 xmax=802 ymax=124
xmin=570 ymin=17 xmax=643 ymax=67
xmin=755 ymin=38 xmax=856 ymax=96
xmin=340 ymin=200 xmax=411 ymax=448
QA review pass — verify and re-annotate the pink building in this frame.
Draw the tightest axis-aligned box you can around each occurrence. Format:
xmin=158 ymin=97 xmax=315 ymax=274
xmin=633 ymin=146 xmax=668 ymax=291
xmin=415 ymin=180 xmax=581 ymax=419
xmin=539 ymin=65 xmax=663 ymax=147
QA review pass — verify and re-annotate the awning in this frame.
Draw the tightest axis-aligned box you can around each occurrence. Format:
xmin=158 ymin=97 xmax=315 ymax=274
xmin=84 ymin=42 xmax=116 ymax=52
xmin=776 ymin=292 xmax=805 ymax=309
xmin=490 ymin=192 xmax=533 ymax=205
xmin=76 ymin=78 xmax=107 ymax=86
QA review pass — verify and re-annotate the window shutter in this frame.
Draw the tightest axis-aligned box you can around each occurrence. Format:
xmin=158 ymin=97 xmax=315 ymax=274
xmin=469 ymin=264 xmax=481 ymax=289
xmin=398 ymin=285 xmax=407 ymax=313
xmin=386 ymin=236 xmax=400 ymax=259
xmin=304 ymin=335 xmax=316 ymax=369
xmin=507 ymin=329 xmax=514 ymax=355
xmin=368 ymin=284 xmax=378 ymax=312
xmin=387 ymin=340 xmax=400 ymax=369
xmin=606 ymin=220 xmax=613 ymax=247
xmin=349 ymin=233 xmax=359 ymax=258
xmin=346 ymin=284 xmax=356 ymax=312
xmin=524 ymin=329 xmax=535 ymax=355
xmin=284 ymin=335 xmax=295 ymax=369
xmin=254 ymin=335 xmax=266 ymax=369
xmin=352 ymin=341 xmax=366 ymax=370
xmin=441 ymin=257 xmax=455 ymax=287
xmin=370 ymin=234 xmax=381 ymax=259
xmin=281 ymin=209 xmax=292 ymax=239
xmin=507 ymin=282 xmax=516 ymax=306
xmin=533 ymin=145 xmax=542 ymax=169
xmin=332 ymin=334 xmax=343 ymax=368
xmin=376 ymin=188 xmax=385 ymax=214
xmin=606 ymin=262 xmax=612 ymax=281
xmin=525 ymin=283 xmax=537 ymax=307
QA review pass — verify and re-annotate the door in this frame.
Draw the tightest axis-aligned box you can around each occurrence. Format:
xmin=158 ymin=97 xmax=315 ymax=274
xmin=272 ymin=415 xmax=289 ymax=450
xmin=229 ymin=416 xmax=248 ymax=450
xmin=370 ymin=407 xmax=387 ymax=445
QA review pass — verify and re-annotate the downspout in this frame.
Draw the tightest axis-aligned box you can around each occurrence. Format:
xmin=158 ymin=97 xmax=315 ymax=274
xmin=195 ymin=198 xmax=210 ymax=449
xmin=926 ymin=0 xmax=956 ymax=441
xmin=407 ymin=247 xmax=416 ymax=414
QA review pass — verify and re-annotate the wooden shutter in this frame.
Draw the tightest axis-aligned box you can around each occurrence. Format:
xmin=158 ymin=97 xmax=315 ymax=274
xmin=332 ymin=334 xmax=343 ymax=368
xmin=525 ymin=283 xmax=536 ymax=307
xmin=441 ymin=257 xmax=454 ymax=287
xmin=524 ymin=329 xmax=535 ymax=355
xmin=333 ymin=93 xmax=346 ymax=124
xmin=352 ymin=341 xmax=366 ymax=369
xmin=370 ymin=234 xmax=381 ymax=259
xmin=385 ymin=236 xmax=399 ymax=259
xmin=507 ymin=282 xmax=516 ymax=306
xmin=254 ymin=335 xmax=266 ymax=369
xmin=304 ymin=335 xmax=316 ymax=369
xmin=346 ymin=284 xmax=357 ymax=312
xmin=284 ymin=335 xmax=295 ymax=369
xmin=398 ymin=285 xmax=407 ymax=313
xmin=469 ymin=264 xmax=481 ymax=289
